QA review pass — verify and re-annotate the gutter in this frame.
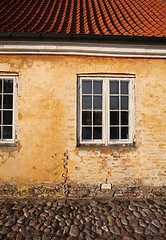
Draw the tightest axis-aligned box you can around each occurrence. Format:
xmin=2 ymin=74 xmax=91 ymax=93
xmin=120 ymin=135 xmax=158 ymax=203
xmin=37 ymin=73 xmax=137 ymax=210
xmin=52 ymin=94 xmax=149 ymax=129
xmin=0 ymin=32 xmax=165 ymax=44
xmin=0 ymin=41 xmax=165 ymax=58
xmin=0 ymin=33 xmax=165 ymax=58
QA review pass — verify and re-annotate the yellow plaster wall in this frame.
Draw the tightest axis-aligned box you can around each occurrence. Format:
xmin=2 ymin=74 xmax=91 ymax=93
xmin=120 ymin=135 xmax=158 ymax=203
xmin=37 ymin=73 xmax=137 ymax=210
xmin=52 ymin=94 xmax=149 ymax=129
xmin=0 ymin=55 xmax=165 ymax=187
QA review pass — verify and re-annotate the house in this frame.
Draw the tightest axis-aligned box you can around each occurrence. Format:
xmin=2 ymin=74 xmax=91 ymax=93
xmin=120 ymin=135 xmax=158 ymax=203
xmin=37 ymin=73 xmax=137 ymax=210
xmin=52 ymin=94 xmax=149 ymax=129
xmin=0 ymin=0 xmax=165 ymax=198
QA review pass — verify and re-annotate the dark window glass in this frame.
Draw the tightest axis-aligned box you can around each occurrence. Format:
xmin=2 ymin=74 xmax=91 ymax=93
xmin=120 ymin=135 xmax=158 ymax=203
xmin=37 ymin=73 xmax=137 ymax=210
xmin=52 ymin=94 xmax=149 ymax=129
xmin=3 ymin=126 xmax=12 ymax=139
xmin=121 ymin=111 xmax=128 ymax=125
xmin=82 ymin=111 xmax=92 ymax=125
xmin=121 ymin=81 xmax=129 ymax=94
xmin=82 ymin=96 xmax=92 ymax=109
xmin=0 ymin=127 xmax=1 ymax=139
xmin=93 ymin=111 xmax=102 ymax=125
xmin=121 ymin=127 xmax=129 ymax=139
xmin=110 ymin=81 xmax=119 ymax=94
xmin=110 ymin=111 xmax=119 ymax=125
xmin=0 ymin=95 xmax=1 ymax=109
xmin=3 ymin=111 xmax=12 ymax=125
xmin=93 ymin=81 xmax=102 ymax=94
xmin=82 ymin=80 xmax=92 ymax=94
xmin=82 ymin=127 xmax=92 ymax=140
xmin=93 ymin=96 xmax=102 ymax=110
xmin=110 ymin=127 xmax=119 ymax=139
xmin=3 ymin=95 xmax=13 ymax=109
xmin=110 ymin=96 xmax=119 ymax=110
xmin=93 ymin=127 xmax=102 ymax=139
xmin=0 ymin=80 xmax=2 ymax=93
xmin=121 ymin=96 xmax=128 ymax=110
xmin=4 ymin=79 xmax=13 ymax=93
xmin=0 ymin=111 xmax=1 ymax=125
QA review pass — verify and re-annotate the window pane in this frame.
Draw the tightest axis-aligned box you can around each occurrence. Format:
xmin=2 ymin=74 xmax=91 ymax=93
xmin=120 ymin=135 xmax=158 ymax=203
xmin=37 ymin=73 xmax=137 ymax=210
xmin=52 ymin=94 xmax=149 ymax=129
xmin=110 ymin=81 xmax=119 ymax=94
xmin=93 ymin=96 xmax=102 ymax=110
xmin=0 ymin=95 xmax=1 ymax=109
xmin=3 ymin=111 xmax=12 ymax=125
xmin=110 ymin=111 xmax=119 ymax=125
xmin=4 ymin=79 xmax=13 ymax=93
xmin=110 ymin=127 xmax=119 ymax=139
xmin=93 ymin=111 xmax=102 ymax=125
xmin=0 ymin=127 xmax=1 ymax=139
xmin=93 ymin=127 xmax=102 ymax=139
xmin=121 ymin=111 xmax=128 ymax=125
xmin=0 ymin=111 xmax=1 ymax=124
xmin=121 ymin=81 xmax=129 ymax=94
xmin=82 ymin=127 xmax=92 ymax=140
xmin=82 ymin=96 xmax=92 ymax=109
xmin=110 ymin=96 xmax=119 ymax=110
xmin=121 ymin=96 xmax=128 ymax=110
xmin=82 ymin=111 xmax=92 ymax=125
xmin=93 ymin=81 xmax=102 ymax=94
xmin=3 ymin=126 xmax=12 ymax=139
xmin=121 ymin=127 xmax=129 ymax=139
xmin=82 ymin=80 xmax=92 ymax=94
xmin=3 ymin=95 xmax=13 ymax=109
xmin=0 ymin=80 xmax=2 ymax=93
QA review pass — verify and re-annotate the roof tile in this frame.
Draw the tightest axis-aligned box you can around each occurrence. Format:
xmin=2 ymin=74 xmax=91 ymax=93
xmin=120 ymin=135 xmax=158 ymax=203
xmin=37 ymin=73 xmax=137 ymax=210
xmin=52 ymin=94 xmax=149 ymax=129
xmin=0 ymin=0 xmax=165 ymax=37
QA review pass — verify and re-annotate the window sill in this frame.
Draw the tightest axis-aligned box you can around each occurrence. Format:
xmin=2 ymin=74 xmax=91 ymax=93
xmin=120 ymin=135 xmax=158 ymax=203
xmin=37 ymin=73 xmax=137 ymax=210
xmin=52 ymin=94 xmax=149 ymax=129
xmin=77 ymin=141 xmax=136 ymax=150
xmin=0 ymin=142 xmax=18 ymax=151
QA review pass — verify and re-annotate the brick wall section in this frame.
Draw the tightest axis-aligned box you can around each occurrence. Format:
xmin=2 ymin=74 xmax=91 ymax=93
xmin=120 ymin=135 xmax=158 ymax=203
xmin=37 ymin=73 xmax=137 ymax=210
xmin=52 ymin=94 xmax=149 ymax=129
xmin=0 ymin=55 xmax=165 ymax=193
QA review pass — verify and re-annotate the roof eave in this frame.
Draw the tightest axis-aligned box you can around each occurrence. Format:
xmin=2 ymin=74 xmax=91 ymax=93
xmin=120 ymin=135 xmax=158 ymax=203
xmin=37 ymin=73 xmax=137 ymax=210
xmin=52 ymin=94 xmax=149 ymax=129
xmin=0 ymin=32 xmax=165 ymax=44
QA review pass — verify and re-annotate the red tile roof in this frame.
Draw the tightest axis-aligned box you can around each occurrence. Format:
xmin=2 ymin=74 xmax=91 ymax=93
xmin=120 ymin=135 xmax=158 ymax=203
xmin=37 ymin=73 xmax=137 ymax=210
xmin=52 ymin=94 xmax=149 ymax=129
xmin=0 ymin=0 xmax=165 ymax=37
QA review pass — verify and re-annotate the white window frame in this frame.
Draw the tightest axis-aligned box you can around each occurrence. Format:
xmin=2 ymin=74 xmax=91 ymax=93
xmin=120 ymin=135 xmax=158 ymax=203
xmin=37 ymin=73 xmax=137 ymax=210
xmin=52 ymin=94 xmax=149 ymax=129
xmin=0 ymin=74 xmax=17 ymax=144
xmin=77 ymin=74 xmax=135 ymax=146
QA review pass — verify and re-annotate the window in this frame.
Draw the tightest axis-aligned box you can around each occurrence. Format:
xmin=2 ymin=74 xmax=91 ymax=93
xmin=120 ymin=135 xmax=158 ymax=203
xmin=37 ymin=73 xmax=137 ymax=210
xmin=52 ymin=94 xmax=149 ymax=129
xmin=0 ymin=74 xmax=17 ymax=143
xmin=77 ymin=75 xmax=135 ymax=145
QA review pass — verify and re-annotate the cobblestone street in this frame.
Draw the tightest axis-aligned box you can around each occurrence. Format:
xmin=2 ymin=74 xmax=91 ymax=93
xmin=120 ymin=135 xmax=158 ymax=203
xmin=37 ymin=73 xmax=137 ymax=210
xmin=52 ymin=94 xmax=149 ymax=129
xmin=0 ymin=198 xmax=166 ymax=240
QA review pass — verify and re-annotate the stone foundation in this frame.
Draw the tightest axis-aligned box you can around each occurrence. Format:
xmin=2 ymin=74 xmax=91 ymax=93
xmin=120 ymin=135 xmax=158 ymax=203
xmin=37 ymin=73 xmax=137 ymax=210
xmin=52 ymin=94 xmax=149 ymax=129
xmin=0 ymin=182 xmax=165 ymax=199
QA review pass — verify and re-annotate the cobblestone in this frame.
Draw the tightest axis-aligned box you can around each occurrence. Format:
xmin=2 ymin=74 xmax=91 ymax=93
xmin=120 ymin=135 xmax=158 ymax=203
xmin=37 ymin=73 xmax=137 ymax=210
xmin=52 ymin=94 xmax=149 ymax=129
xmin=0 ymin=197 xmax=165 ymax=239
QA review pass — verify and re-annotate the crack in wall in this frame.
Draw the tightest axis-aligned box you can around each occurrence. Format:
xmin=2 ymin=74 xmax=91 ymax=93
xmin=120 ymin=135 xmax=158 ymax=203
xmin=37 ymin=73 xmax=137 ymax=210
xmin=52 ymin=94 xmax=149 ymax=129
xmin=62 ymin=151 xmax=70 ymax=196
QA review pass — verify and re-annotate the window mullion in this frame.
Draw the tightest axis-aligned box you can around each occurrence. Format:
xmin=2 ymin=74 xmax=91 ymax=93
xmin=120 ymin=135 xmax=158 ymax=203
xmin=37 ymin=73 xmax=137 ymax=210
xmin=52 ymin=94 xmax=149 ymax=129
xmin=92 ymin=80 xmax=93 ymax=141
xmin=105 ymin=79 xmax=109 ymax=146
xmin=128 ymin=80 xmax=130 ymax=141
xmin=119 ymin=80 xmax=121 ymax=141
xmin=129 ymin=79 xmax=133 ymax=142
xmin=1 ymin=79 xmax=3 ymax=140
xmin=80 ymin=79 xmax=82 ymax=142
xmin=13 ymin=79 xmax=16 ymax=140
xmin=103 ymin=79 xmax=105 ymax=144
xmin=132 ymin=79 xmax=135 ymax=142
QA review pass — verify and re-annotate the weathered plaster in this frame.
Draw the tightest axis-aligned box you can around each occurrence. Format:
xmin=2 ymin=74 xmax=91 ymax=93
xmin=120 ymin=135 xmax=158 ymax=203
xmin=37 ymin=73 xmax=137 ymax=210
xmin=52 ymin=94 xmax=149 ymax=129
xmin=0 ymin=55 xmax=165 ymax=196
